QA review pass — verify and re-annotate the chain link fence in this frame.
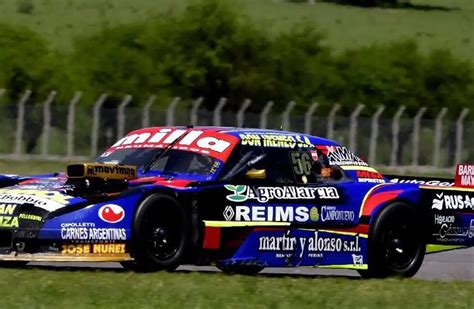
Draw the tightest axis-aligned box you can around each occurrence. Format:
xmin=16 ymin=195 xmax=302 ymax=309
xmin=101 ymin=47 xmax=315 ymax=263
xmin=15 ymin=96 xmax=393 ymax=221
xmin=0 ymin=90 xmax=472 ymax=175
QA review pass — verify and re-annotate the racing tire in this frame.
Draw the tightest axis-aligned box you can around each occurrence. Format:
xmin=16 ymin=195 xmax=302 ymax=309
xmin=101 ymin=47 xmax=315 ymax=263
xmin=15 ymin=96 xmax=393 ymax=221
xmin=216 ymin=263 xmax=264 ymax=275
xmin=359 ymin=202 xmax=425 ymax=278
xmin=127 ymin=193 xmax=189 ymax=272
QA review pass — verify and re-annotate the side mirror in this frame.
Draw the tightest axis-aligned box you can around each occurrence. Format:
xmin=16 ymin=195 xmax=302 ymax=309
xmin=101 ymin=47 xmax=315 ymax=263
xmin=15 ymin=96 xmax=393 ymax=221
xmin=246 ymin=168 xmax=266 ymax=179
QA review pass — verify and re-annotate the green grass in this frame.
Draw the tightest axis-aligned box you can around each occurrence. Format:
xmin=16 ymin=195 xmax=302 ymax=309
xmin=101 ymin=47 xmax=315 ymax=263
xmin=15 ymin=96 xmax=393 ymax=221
xmin=0 ymin=0 xmax=473 ymax=59
xmin=0 ymin=268 xmax=472 ymax=308
xmin=0 ymin=160 xmax=68 ymax=175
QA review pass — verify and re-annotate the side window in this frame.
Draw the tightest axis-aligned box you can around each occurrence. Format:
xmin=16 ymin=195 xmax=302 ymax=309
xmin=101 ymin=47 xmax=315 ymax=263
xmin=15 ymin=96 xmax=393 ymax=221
xmin=289 ymin=148 xmax=347 ymax=184
xmin=219 ymin=145 xmax=297 ymax=184
xmin=252 ymin=148 xmax=296 ymax=184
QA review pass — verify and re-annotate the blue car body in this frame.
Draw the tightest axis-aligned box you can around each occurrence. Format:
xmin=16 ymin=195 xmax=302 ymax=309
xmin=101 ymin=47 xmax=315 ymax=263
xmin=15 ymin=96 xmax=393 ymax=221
xmin=0 ymin=127 xmax=471 ymax=276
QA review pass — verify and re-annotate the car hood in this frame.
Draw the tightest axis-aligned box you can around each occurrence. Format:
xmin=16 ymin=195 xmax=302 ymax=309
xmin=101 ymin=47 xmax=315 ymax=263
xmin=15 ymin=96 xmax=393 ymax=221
xmin=0 ymin=177 xmax=86 ymax=213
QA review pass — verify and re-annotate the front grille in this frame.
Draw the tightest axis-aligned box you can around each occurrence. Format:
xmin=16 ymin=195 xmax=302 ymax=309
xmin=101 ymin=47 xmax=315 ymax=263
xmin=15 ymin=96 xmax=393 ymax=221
xmin=0 ymin=230 xmax=12 ymax=248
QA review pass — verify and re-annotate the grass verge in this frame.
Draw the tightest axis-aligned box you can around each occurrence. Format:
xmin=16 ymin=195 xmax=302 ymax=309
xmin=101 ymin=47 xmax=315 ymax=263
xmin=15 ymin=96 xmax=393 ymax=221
xmin=0 ymin=160 xmax=69 ymax=176
xmin=0 ymin=0 xmax=473 ymax=59
xmin=1 ymin=268 xmax=473 ymax=308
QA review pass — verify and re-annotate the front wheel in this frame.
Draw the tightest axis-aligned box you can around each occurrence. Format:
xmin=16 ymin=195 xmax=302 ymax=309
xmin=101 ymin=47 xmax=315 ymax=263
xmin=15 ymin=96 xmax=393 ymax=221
xmin=360 ymin=202 xmax=425 ymax=278
xmin=128 ymin=194 xmax=189 ymax=272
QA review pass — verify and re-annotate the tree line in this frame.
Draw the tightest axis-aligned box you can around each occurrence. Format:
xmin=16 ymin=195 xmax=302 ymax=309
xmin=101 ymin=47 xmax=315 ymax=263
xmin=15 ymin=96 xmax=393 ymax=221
xmin=0 ymin=0 xmax=473 ymax=120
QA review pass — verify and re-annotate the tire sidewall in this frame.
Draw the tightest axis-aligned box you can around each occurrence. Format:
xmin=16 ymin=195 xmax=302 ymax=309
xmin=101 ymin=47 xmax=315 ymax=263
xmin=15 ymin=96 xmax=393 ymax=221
xmin=132 ymin=193 xmax=189 ymax=271
xmin=366 ymin=202 xmax=425 ymax=278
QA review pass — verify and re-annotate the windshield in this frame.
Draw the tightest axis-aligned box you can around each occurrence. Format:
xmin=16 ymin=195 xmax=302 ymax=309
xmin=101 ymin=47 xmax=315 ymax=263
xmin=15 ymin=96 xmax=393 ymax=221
xmin=96 ymin=148 xmax=222 ymax=180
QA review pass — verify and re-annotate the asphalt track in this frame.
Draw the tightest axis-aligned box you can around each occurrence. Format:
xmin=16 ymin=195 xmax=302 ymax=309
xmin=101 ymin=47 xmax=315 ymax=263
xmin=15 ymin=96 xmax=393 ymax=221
xmin=29 ymin=247 xmax=473 ymax=281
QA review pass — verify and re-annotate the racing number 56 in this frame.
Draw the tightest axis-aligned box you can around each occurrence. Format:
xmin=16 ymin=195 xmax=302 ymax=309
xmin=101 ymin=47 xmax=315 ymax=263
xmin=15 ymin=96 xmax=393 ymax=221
xmin=290 ymin=152 xmax=312 ymax=176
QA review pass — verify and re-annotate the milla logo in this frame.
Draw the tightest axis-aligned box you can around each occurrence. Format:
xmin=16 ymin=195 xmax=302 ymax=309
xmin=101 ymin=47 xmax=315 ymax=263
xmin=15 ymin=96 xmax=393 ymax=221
xmin=112 ymin=129 xmax=232 ymax=153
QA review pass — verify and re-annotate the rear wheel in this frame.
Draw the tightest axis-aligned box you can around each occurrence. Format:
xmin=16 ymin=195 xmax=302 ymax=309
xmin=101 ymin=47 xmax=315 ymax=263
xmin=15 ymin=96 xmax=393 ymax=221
xmin=126 ymin=194 xmax=188 ymax=272
xmin=359 ymin=202 xmax=425 ymax=278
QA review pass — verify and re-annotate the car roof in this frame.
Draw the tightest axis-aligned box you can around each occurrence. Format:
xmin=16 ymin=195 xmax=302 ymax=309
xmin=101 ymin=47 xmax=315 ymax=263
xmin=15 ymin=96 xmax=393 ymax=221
xmin=130 ymin=126 xmax=341 ymax=147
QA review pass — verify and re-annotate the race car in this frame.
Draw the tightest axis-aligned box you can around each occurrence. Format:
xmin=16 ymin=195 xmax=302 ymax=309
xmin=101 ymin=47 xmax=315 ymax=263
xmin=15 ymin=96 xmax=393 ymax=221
xmin=0 ymin=126 xmax=472 ymax=278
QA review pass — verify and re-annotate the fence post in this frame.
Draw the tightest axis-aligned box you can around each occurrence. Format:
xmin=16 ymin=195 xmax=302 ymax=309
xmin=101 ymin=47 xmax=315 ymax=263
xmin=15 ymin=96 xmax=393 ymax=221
xmin=304 ymin=102 xmax=318 ymax=134
xmin=141 ymin=95 xmax=156 ymax=128
xmin=349 ymin=104 xmax=364 ymax=153
xmin=14 ymin=90 xmax=32 ymax=156
xmin=190 ymin=97 xmax=203 ymax=126
xmin=66 ymin=92 xmax=82 ymax=158
xmin=455 ymin=108 xmax=470 ymax=165
xmin=282 ymin=101 xmax=296 ymax=131
xmin=327 ymin=104 xmax=340 ymax=140
xmin=433 ymin=107 xmax=448 ymax=167
xmin=411 ymin=107 xmax=427 ymax=167
xmin=236 ymin=99 xmax=252 ymax=127
xmin=368 ymin=105 xmax=385 ymax=166
xmin=390 ymin=105 xmax=406 ymax=167
xmin=165 ymin=97 xmax=180 ymax=126
xmin=40 ymin=91 xmax=57 ymax=157
xmin=90 ymin=93 xmax=108 ymax=158
xmin=117 ymin=94 xmax=132 ymax=140
xmin=213 ymin=97 xmax=227 ymax=126
xmin=259 ymin=101 xmax=273 ymax=129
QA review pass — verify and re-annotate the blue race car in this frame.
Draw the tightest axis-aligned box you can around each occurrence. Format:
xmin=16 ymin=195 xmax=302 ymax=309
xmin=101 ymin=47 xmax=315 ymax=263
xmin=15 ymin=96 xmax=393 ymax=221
xmin=0 ymin=126 xmax=472 ymax=277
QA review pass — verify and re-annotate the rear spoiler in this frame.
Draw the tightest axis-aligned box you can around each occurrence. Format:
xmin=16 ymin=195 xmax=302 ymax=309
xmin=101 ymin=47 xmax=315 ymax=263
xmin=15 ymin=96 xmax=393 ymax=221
xmin=384 ymin=175 xmax=454 ymax=187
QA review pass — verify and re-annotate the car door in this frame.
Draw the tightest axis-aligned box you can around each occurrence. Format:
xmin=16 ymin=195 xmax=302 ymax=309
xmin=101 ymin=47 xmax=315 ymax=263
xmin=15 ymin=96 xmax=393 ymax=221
xmin=287 ymin=147 xmax=358 ymax=228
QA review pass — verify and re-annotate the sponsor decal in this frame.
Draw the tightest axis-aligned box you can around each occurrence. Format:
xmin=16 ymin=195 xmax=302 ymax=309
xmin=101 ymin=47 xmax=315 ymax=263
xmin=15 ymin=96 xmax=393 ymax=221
xmin=437 ymin=223 xmax=473 ymax=240
xmin=316 ymin=146 xmax=368 ymax=167
xmin=434 ymin=214 xmax=455 ymax=225
xmin=223 ymin=205 xmax=320 ymax=222
xmin=352 ymin=254 xmax=363 ymax=266
xmin=98 ymin=204 xmax=125 ymax=223
xmin=431 ymin=193 xmax=474 ymax=210
xmin=209 ymin=161 xmax=222 ymax=175
xmin=18 ymin=213 xmax=42 ymax=222
xmin=433 ymin=217 xmax=474 ymax=242
xmin=60 ymin=222 xmax=126 ymax=242
xmin=109 ymin=129 xmax=236 ymax=160
xmin=455 ymin=164 xmax=474 ymax=188
xmin=239 ymin=133 xmax=313 ymax=148
xmin=356 ymin=170 xmax=385 ymax=183
xmin=61 ymin=243 xmax=126 ymax=255
xmin=225 ymin=185 xmax=339 ymax=203
xmin=258 ymin=231 xmax=362 ymax=254
xmin=0 ymin=189 xmax=72 ymax=205
xmin=87 ymin=165 xmax=136 ymax=178
xmin=320 ymin=206 xmax=355 ymax=223
xmin=0 ymin=203 xmax=18 ymax=228
xmin=390 ymin=178 xmax=453 ymax=187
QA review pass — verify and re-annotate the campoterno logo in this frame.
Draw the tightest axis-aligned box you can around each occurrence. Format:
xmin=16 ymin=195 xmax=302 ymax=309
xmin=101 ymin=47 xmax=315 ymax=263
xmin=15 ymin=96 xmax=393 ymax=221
xmin=98 ymin=204 xmax=125 ymax=223
xmin=224 ymin=185 xmax=339 ymax=203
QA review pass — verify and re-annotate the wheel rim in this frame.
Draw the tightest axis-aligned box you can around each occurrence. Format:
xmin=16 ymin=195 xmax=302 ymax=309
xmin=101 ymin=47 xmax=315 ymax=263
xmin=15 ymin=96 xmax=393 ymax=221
xmin=144 ymin=206 xmax=183 ymax=261
xmin=381 ymin=216 xmax=419 ymax=271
